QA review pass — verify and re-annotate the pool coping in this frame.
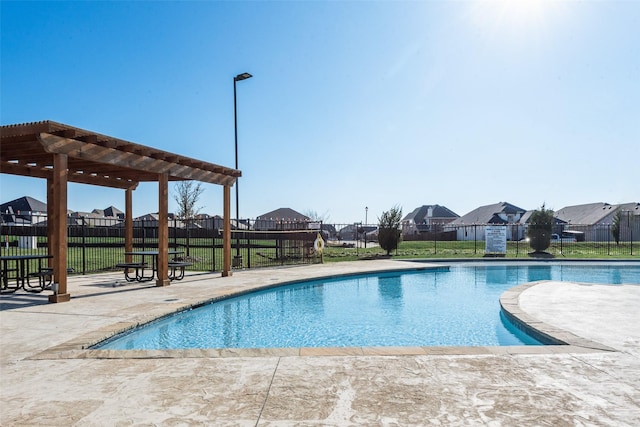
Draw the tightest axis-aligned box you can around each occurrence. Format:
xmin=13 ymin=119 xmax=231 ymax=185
xmin=27 ymin=264 xmax=621 ymax=361
xmin=499 ymin=281 xmax=616 ymax=351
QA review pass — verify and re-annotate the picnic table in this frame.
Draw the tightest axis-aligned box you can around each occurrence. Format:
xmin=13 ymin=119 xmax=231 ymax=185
xmin=118 ymin=250 xmax=191 ymax=282
xmin=1 ymin=254 xmax=53 ymax=293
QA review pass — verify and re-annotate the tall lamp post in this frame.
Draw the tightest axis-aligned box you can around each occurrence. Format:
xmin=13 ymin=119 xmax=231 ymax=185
xmin=365 ymin=206 xmax=368 ymax=248
xmin=233 ymin=72 xmax=252 ymax=266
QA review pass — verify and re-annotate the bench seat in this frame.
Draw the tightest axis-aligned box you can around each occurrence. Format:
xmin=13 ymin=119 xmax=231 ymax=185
xmin=115 ymin=262 xmax=151 ymax=282
xmin=168 ymin=261 xmax=193 ymax=281
xmin=115 ymin=262 xmax=147 ymax=269
xmin=28 ymin=267 xmax=75 ymax=291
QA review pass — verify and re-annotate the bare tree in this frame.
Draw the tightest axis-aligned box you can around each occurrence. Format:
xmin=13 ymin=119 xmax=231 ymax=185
xmin=172 ymin=181 xmax=204 ymax=260
xmin=173 ymin=181 xmax=204 ymax=221
xmin=303 ymin=209 xmax=331 ymax=223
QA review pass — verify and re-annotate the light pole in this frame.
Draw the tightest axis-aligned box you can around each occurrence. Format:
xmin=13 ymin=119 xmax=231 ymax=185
xmin=233 ymin=72 xmax=252 ymax=265
xmin=365 ymin=206 xmax=368 ymax=248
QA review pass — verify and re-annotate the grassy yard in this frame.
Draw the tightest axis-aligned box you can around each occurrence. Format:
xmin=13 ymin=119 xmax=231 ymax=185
xmin=322 ymin=240 xmax=639 ymax=262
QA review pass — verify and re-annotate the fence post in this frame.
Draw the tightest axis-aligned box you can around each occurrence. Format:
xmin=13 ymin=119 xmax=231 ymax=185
xmin=280 ymin=235 xmax=285 ymax=266
xmin=81 ymin=217 xmax=87 ymax=275
xmin=433 ymin=224 xmax=437 ymax=255
xmin=474 ymin=225 xmax=477 ymax=254
xmin=246 ymin=230 xmax=251 ymax=268
xmin=172 ymin=218 xmax=177 ymax=252
xmin=142 ymin=218 xmax=146 ymax=251
xmin=627 ymin=212 xmax=633 ymax=256
xmin=211 ymin=224 xmax=216 ymax=272
xmin=185 ymin=218 xmax=190 ymax=257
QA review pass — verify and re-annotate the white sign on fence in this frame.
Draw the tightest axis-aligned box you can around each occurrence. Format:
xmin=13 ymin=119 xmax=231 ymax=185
xmin=18 ymin=236 xmax=37 ymax=249
xmin=485 ymin=226 xmax=507 ymax=254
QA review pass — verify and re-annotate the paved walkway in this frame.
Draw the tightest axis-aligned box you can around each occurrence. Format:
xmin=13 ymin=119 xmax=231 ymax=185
xmin=1 ymin=260 xmax=639 ymax=426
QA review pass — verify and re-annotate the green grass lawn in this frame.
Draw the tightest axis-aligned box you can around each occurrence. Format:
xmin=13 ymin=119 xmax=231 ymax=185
xmin=322 ymin=240 xmax=639 ymax=262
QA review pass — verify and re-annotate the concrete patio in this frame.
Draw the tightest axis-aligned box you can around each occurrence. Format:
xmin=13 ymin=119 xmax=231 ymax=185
xmin=1 ymin=260 xmax=639 ymax=426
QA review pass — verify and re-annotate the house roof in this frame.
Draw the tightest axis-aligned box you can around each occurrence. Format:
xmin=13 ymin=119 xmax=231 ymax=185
xmin=135 ymin=213 xmax=160 ymax=221
xmin=0 ymin=196 xmax=47 ymax=214
xmin=555 ymin=202 xmax=640 ymax=225
xmin=617 ymin=202 xmax=640 ymax=217
xmin=403 ymin=205 xmax=459 ymax=222
xmin=256 ymin=208 xmax=310 ymax=222
xmin=450 ymin=202 xmax=526 ymax=225
xmin=103 ymin=206 xmax=124 ymax=217
xmin=519 ymin=210 xmax=567 ymax=225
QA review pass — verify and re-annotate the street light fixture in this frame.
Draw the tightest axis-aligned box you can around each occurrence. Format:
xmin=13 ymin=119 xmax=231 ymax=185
xmin=233 ymin=72 xmax=252 ymax=266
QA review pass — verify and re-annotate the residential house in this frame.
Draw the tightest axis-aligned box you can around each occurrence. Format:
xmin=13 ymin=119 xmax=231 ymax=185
xmin=337 ymin=224 xmax=377 ymax=241
xmin=555 ymin=202 xmax=640 ymax=241
xmin=320 ymin=223 xmax=338 ymax=240
xmin=401 ymin=204 xmax=459 ymax=238
xmin=0 ymin=196 xmax=48 ymax=225
xmin=447 ymin=202 xmax=526 ymax=241
xmin=128 ymin=212 xmax=180 ymax=229
xmin=254 ymin=208 xmax=311 ymax=231
xmin=621 ymin=202 xmax=640 ymax=241
xmin=69 ymin=206 xmax=124 ymax=227
xmin=194 ymin=214 xmax=225 ymax=231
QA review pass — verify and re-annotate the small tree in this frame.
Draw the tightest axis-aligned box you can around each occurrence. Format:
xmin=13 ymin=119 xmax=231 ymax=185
xmin=378 ymin=205 xmax=403 ymax=256
xmin=303 ymin=209 xmax=331 ymax=223
xmin=173 ymin=181 xmax=204 ymax=222
xmin=173 ymin=181 xmax=204 ymax=258
xmin=527 ymin=204 xmax=554 ymax=254
xmin=611 ymin=210 xmax=622 ymax=245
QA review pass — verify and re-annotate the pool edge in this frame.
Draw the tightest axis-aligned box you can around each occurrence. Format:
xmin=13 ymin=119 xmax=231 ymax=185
xmin=27 ymin=264 xmax=619 ymax=360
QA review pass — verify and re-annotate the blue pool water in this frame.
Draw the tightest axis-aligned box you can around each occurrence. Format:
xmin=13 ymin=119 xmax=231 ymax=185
xmin=98 ymin=263 xmax=640 ymax=350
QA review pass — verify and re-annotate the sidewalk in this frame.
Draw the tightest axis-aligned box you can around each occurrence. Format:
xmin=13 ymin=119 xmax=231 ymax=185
xmin=1 ymin=260 xmax=639 ymax=426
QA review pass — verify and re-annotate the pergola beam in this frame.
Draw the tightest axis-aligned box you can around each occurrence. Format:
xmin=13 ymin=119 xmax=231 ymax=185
xmin=1 ymin=161 xmax=139 ymax=189
xmin=37 ymin=133 xmax=238 ymax=186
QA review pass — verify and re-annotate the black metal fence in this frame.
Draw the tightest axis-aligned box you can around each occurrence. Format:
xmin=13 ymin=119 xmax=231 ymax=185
xmin=337 ymin=222 xmax=637 ymax=258
xmin=0 ymin=215 xmax=323 ymax=275
xmin=1 ymin=216 xmax=637 ymax=276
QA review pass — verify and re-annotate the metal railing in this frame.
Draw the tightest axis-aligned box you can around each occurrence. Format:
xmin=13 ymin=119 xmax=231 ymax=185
xmin=390 ymin=223 xmax=636 ymax=258
xmin=0 ymin=216 xmax=324 ymax=274
xmin=1 ymin=216 xmax=637 ymax=277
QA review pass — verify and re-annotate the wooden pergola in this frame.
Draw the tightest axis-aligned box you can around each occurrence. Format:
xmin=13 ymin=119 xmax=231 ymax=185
xmin=0 ymin=121 xmax=240 ymax=303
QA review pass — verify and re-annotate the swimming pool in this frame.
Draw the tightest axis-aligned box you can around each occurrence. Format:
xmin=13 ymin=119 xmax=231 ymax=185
xmin=97 ymin=263 xmax=640 ymax=350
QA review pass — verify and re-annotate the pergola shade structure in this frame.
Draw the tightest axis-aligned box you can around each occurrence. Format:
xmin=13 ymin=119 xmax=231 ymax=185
xmin=1 ymin=120 xmax=240 ymax=302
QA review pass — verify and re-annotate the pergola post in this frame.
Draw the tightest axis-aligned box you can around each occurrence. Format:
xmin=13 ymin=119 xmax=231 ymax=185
xmin=222 ymin=184 xmax=232 ymax=276
xmin=49 ymin=153 xmax=70 ymax=303
xmin=156 ymin=172 xmax=170 ymax=286
xmin=46 ymin=177 xmax=54 ymax=269
xmin=124 ymin=187 xmax=133 ymax=262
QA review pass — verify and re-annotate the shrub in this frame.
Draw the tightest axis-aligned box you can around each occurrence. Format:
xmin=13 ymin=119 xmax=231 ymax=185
xmin=527 ymin=204 xmax=554 ymax=253
xmin=378 ymin=205 xmax=403 ymax=255
xmin=612 ymin=210 xmax=622 ymax=245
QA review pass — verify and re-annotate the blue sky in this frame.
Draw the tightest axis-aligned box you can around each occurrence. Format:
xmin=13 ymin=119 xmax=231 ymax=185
xmin=2 ymin=0 xmax=638 ymax=224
